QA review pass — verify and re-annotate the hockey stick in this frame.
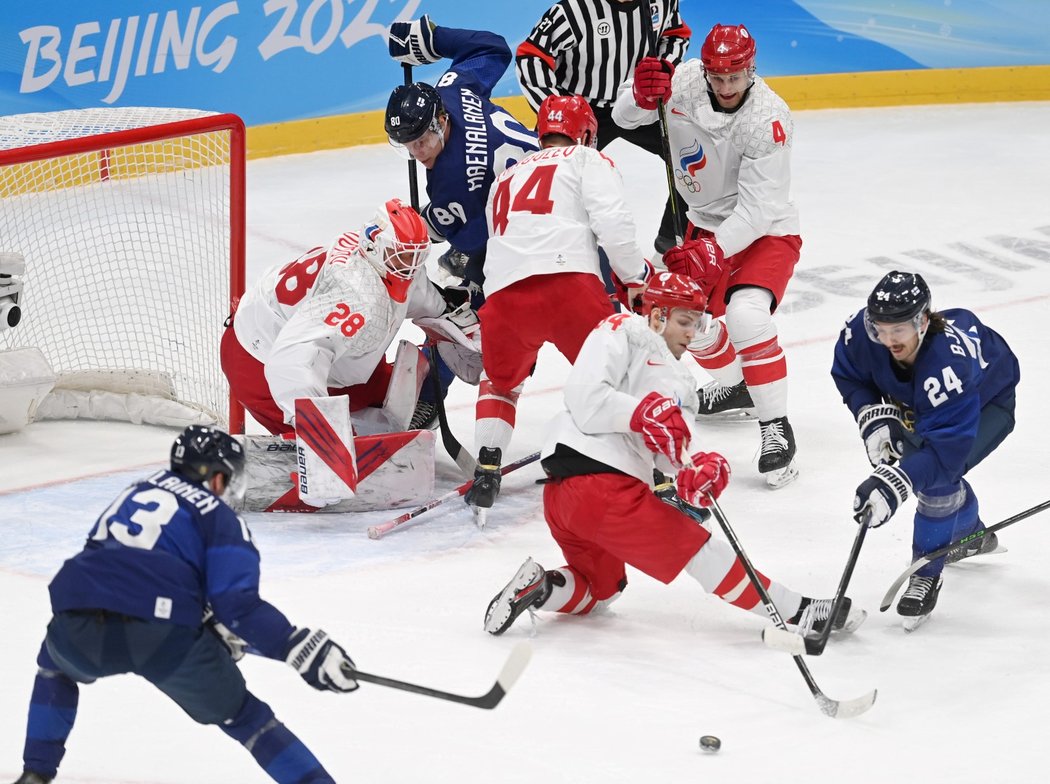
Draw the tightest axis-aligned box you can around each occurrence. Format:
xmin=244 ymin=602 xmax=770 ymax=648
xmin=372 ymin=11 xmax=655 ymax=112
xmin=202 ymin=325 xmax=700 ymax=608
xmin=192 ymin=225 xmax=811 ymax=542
xmin=878 ymin=497 xmax=1050 ymax=612
xmin=680 ymin=496 xmax=876 ymax=719
xmin=403 ymin=63 xmax=420 ymax=209
xmin=762 ymin=508 xmax=872 ymax=657
xmin=367 ymin=451 xmax=541 ymax=539
xmin=342 ymin=641 xmax=531 ymax=709
xmin=642 ymin=22 xmax=684 ymax=242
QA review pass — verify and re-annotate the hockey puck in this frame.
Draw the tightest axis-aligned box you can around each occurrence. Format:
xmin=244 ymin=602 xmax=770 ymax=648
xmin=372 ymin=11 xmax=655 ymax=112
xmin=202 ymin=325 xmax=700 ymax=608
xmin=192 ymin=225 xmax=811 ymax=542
xmin=699 ymin=735 xmax=721 ymax=753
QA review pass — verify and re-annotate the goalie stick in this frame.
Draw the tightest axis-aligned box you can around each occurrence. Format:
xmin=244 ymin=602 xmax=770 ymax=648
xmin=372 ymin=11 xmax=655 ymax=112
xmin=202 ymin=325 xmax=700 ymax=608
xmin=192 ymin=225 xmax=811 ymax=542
xmin=762 ymin=508 xmax=872 ymax=657
xmin=679 ymin=496 xmax=876 ymax=719
xmin=878 ymin=497 xmax=1050 ymax=612
xmin=367 ymin=451 xmax=541 ymax=539
xmin=342 ymin=642 xmax=531 ymax=709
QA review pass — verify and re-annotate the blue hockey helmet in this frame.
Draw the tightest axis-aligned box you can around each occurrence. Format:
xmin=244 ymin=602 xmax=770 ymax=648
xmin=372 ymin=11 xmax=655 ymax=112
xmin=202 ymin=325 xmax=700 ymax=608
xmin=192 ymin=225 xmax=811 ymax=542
xmin=385 ymin=82 xmax=445 ymax=144
xmin=171 ymin=425 xmax=246 ymax=501
xmin=864 ymin=271 xmax=932 ymax=344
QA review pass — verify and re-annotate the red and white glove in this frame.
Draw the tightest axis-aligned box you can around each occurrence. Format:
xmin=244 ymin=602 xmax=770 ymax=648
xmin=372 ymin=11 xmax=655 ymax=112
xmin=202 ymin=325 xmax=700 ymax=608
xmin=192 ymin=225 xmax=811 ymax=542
xmin=633 ymin=57 xmax=675 ymax=110
xmin=611 ymin=258 xmax=655 ymax=313
xmin=663 ymin=237 xmax=725 ymax=295
xmin=676 ymin=451 xmax=731 ymax=507
xmin=629 ymin=392 xmax=690 ymax=467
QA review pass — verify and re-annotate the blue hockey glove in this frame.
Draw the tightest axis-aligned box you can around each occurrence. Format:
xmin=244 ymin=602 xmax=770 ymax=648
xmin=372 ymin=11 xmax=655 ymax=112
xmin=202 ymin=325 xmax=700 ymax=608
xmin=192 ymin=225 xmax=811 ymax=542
xmin=285 ymin=627 xmax=358 ymax=693
xmin=853 ymin=463 xmax=911 ymax=527
xmin=857 ymin=403 xmax=907 ymax=467
xmin=388 ymin=15 xmax=440 ymax=66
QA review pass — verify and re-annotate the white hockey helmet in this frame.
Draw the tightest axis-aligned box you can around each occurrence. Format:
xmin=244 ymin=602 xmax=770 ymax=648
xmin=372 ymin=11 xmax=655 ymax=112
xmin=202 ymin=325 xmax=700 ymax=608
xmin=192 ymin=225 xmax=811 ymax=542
xmin=359 ymin=198 xmax=431 ymax=280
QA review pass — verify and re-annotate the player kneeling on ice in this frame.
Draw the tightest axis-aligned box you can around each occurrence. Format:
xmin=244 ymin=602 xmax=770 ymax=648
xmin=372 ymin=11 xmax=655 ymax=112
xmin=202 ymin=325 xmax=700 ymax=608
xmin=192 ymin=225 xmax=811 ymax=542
xmin=833 ymin=271 xmax=1020 ymax=629
xmin=484 ymin=273 xmax=864 ymax=639
xmin=10 ymin=426 xmax=356 ymax=784
xmin=221 ymin=198 xmax=480 ymax=507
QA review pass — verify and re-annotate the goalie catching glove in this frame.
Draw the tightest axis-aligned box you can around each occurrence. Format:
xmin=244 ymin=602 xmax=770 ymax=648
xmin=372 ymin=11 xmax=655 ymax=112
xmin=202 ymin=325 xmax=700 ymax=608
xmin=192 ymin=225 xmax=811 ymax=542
xmin=663 ymin=238 xmax=725 ymax=295
xmin=676 ymin=452 xmax=731 ymax=507
xmin=388 ymin=15 xmax=440 ymax=66
xmin=285 ymin=627 xmax=358 ymax=693
xmin=857 ymin=403 xmax=907 ymax=467
xmin=630 ymin=392 xmax=690 ymax=468
xmin=853 ymin=463 xmax=911 ymax=528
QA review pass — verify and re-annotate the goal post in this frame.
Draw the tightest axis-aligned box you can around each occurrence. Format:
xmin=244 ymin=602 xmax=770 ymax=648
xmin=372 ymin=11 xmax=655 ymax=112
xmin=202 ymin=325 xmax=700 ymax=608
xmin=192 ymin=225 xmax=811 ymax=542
xmin=0 ymin=108 xmax=246 ymax=433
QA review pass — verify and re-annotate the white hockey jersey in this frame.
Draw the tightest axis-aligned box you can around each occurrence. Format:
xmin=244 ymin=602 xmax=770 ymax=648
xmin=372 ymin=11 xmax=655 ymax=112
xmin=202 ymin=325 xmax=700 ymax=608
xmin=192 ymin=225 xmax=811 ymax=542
xmin=483 ymin=144 xmax=650 ymax=297
xmin=233 ymin=231 xmax=444 ymax=424
xmin=612 ymin=63 xmax=800 ymax=257
xmin=542 ymin=313 xmax=700 ymax=484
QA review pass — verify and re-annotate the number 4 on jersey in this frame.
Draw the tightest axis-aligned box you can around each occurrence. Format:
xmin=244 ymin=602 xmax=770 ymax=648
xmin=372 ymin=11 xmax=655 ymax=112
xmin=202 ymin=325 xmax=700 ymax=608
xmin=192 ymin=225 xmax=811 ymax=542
xmin=491 ymin=164 xmax=556 ymax=235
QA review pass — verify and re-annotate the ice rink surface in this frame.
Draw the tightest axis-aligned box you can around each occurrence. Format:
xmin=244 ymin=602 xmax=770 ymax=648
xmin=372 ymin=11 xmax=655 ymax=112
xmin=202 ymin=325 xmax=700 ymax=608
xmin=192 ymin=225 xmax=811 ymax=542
xmin=2 ymin=101 xmax=1049 ymax=783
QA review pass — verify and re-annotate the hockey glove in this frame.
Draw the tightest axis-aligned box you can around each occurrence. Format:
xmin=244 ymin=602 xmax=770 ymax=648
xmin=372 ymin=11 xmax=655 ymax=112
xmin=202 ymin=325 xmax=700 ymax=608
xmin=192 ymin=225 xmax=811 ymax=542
xmin=663 ymin=238 xmax=725 ymax=295
xmin=285 ymin=627 xmax=359 ymax=693
xmin=633 ymin=57 xmax=675 ymax=110
xmin=853 ymin=463 xmax=912 ymax=527
xmin=388 ymin=15 xmax=440 ymax=66
xmin=857 ymin=403 xmax=907 ymax=467
xmin=202 ymin=606 xmax=248 ymax=662
xmin=611 ymin=259 xmax=655 ymax=313
xmin=676 ymin=451 xmax=731 ymax=507
xmin=630 ymin=392 xmax=690 ymax=468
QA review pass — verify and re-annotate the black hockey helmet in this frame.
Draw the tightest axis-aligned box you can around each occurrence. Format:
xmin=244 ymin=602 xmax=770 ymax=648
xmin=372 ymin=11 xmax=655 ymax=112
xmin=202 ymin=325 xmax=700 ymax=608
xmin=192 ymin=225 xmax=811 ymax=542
xmin=171 ymin=425 xmax=245 ymax=488
xmin=385 ymin=82 xmax=445 ymax=144
xmin=866 ymin=271 xmax=931 ymax=323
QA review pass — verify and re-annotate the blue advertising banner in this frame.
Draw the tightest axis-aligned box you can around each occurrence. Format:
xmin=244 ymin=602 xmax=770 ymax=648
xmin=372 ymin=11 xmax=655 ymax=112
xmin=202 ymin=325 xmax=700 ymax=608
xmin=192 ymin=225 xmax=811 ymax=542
xmin=1 ymin=1 xmax=1047 ymax=126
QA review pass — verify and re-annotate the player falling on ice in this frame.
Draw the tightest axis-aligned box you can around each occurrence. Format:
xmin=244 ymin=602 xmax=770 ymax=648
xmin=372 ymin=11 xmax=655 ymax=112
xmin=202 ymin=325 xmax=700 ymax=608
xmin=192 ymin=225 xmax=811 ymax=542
xmin=464 ymin=93 xmax=652 ymax=519
xmin=833 ymin=271 xmax=1020 ymax=630
xmin=484 ymin=272 xmax=865 ymax=640
xmin=10 ymin=426 xmax=356 ymax=784
xmin=614 ymin=23 xmax=803 ymax=488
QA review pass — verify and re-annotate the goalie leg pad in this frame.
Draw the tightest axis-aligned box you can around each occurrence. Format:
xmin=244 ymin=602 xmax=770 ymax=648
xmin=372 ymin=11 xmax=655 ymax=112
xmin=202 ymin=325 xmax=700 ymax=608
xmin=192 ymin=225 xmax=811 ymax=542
xmin=294 ymin=395 xmax=357 ymax=508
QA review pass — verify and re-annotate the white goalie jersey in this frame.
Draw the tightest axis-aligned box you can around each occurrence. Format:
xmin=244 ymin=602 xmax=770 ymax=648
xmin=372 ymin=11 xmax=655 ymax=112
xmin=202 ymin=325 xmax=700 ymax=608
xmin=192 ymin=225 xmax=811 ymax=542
xmin=612 ymin=62 xmax=800 ymax=257
xmin=543 ymin=313 xmax=700 ymax=484
xmin=233 ymin=231 xmax=444 ymax=424
xmin=483 ymin=144 xmax=650 ymax=297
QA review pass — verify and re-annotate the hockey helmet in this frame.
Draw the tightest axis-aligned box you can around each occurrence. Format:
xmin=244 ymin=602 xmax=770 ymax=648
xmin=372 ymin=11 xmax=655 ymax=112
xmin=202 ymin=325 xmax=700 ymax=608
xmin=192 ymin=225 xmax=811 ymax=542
xmin=537 ymin=94 xmax=598 ymax=148
xmin=385 ymin=82 xmax=445 ymax=145
xmin=171 ymin=425 xmax=246 ymax=503
xmin=642 ymin=272 xmax=707 ymax=321
xmin=701 ymin=24 xmax=756 ymax=74
xmin=359 ymin=198 xmax=431 ymax=281
xmin=864 ymin=270 xmax=932 ymax=343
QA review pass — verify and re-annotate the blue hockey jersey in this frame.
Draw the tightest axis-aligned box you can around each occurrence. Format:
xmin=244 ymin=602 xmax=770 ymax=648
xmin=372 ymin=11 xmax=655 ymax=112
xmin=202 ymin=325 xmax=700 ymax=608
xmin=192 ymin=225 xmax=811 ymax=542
xmin=832 ymin=308 xmax=1020 ymax=492
xmin=48 ymin=470 xmax=294 ymax=660
xmin=423 ymin=27 xmax=539 ymax=256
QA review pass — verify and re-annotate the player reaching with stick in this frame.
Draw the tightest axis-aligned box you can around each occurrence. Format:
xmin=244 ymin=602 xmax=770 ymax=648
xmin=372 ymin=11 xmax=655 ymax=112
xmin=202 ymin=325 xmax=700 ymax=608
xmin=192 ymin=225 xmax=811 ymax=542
xmin=483 ymin=273 xmax=864 ymax=639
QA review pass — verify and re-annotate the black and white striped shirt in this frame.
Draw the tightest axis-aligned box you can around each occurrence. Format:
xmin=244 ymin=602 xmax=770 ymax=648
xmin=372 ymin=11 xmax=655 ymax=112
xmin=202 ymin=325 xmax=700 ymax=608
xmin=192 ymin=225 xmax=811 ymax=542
xmin=516 ymin=0 xmax=691 ymax=111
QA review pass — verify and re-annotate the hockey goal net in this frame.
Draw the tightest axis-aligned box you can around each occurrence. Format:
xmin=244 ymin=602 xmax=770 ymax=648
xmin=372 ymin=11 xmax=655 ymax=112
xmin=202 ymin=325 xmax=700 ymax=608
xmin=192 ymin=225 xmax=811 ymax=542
xmin=0 ymin=108 xmax=245 ymax=431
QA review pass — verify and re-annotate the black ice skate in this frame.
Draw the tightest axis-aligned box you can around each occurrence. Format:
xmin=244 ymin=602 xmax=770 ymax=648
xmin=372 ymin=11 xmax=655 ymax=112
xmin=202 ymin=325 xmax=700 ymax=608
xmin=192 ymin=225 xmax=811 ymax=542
xmin=897 ymin=574 xmax=943 ymax=631
xmin=758 ymin=416 xmax=798 ymax=489
xmin=790 ymin=596 xmax=867 ymax=637
xmin=465 ymin=447 xmax=502 ymax=526
xmin=13 ymin=772 xmax=52 ymax=784
xmin=408 ymin=399 xmax=438 ymax=430
xmin=437 ymin=247 xmax=468 ymax=278
xmin=945 ymin=530 xmax=1003 ymax=565
xmin=484 ymin=557 xmax=563 ymax=635
xmin=696 ymin=379 xmax=756 ymax=420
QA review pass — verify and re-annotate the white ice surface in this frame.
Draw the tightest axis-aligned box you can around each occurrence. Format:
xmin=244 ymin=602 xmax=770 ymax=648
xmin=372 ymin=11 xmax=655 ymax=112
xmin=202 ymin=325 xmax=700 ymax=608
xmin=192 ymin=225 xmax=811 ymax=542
xmin=2 ymin=101 xmax=1049 ymax=783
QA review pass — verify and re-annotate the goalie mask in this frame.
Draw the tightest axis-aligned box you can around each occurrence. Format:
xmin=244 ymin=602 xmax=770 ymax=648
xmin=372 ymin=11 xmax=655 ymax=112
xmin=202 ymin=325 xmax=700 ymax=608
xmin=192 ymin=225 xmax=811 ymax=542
xmin=537 ymin=94 xmax=598 ymax=148
xmin=359 ymin=199 xmax=431 ymax=282
xmin=171 ymin=425 xmax=247 ymax=505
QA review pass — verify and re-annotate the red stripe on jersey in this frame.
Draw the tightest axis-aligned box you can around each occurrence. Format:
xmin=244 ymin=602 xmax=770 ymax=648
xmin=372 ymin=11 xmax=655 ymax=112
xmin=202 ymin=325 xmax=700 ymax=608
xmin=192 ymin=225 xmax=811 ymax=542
xmin=515 ymin=41 xmax=556 ymax=71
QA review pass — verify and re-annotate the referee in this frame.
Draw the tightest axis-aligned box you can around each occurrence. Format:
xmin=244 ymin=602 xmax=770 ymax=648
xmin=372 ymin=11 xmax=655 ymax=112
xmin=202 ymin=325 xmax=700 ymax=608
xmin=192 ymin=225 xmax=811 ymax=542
xmin=516 ymin=0 xmax=691 ymax=255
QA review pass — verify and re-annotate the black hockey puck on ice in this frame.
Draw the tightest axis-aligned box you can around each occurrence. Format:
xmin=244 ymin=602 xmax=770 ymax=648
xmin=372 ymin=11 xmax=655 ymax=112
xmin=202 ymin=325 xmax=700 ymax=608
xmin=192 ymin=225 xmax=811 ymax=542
xmin=699 ymin=735 xmax=721 ymax=753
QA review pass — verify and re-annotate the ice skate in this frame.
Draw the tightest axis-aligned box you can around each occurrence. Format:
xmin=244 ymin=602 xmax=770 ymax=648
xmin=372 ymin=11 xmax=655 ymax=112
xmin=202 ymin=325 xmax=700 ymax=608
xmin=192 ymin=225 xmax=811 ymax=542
xmin=465 ymin=447 xmax=501 ymax=527
xmin=13 ymin=772 xmax=52 ymax=784
xmin=484 ymin=557 xmax=563 ymax=635
xmin=696 ymin=380 xmax=756 ymax=421
xmin=758 ymin=416 xmax=798 ymax=488
xmin=791 ymin=596 xmax=867 ymax=637
xmin=408 ymin=399 xmax=438 ymax=430
xmin=945 ymin=530 xmax=1004 ymax=565
xmin=898 ymin=574 xmax=942 ymax=631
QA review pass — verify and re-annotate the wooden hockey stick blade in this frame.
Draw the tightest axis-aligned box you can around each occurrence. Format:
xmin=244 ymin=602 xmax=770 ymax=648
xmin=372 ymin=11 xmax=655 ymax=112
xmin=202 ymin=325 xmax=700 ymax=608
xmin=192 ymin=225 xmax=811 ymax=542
xmin=878 ymin=497 xmax=1050 ymax=612
xmin=343 ymin=643 xmax=531 ymax=709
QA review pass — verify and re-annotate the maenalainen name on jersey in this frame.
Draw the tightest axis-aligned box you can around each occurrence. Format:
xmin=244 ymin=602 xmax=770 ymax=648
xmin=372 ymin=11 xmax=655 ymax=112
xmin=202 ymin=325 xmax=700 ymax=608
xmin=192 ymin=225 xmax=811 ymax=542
xmin=424 ymin=27 xmax=538 ymax=256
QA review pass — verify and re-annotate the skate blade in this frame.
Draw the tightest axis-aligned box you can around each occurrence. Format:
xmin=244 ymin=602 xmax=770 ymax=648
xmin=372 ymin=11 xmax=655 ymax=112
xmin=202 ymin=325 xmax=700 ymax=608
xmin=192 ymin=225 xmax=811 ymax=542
xmin=902 ymin=613 xmax=932 ymax=633
xmin=472 ymin=504 xmax=488 ymax=529
xmin=696 ymin=408 xmax=757 ymax=423
xmin=764 ymin=460 xmax=799 ymax=489
xmin=947 ymin=544 xmax=1008 ymax=566
xmin=841 ymin=608 xmax=868 ymax=634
